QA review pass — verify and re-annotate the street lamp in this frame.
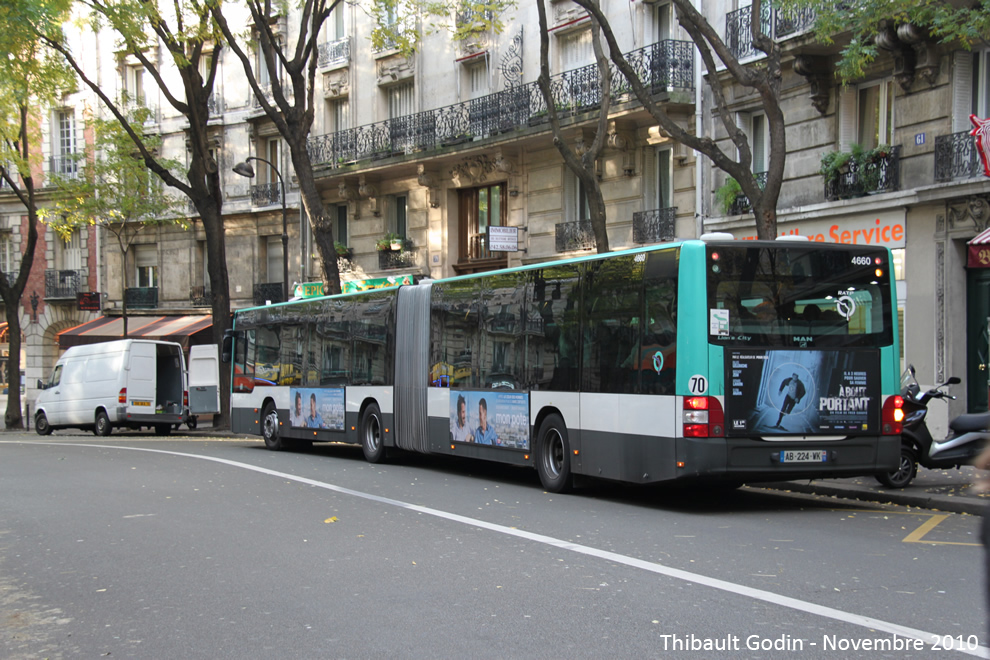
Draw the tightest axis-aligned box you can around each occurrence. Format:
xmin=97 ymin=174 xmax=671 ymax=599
xmin=233 ymin=156 xmax=289 ymax=302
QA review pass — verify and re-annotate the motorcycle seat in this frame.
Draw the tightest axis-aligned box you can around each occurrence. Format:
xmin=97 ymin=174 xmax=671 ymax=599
xmin=949 ymin=412 xmax=990 ymax=434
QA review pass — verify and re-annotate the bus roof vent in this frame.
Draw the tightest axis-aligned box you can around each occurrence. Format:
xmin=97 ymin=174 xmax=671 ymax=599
xmin=700 ymin=232 xmax=735 ymax=242
xmin=776 ymin=235 xmax=810 ymax=241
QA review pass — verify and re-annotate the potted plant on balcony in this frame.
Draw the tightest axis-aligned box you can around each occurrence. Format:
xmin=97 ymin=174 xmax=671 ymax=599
xmin=715 ymin=177 xmax=744 ymax=214
xmin=376 ymin=232 xmax=406 ymax=252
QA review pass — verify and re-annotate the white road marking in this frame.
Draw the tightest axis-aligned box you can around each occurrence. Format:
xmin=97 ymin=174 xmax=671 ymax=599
xmin=9 ymin=440 xmax=988 ymax=658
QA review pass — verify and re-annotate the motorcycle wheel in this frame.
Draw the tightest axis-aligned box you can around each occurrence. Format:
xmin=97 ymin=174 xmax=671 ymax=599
xmin=875 ymin=447 xmax=917 ymax=489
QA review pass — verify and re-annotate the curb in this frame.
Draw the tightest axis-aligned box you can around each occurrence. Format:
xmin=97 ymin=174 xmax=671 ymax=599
xmin=760 ymin=481 xmax=988 ymax=515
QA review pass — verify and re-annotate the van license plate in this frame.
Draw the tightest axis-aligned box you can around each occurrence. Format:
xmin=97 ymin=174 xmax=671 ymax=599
xmin=132 ymin=400 xmax=151 ymax=407
xmin=780 ymin=450 xmax=827 ymax=463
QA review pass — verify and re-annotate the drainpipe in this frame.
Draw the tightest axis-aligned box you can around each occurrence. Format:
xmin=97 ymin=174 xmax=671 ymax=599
xmin=694 ymin=43 xmax=704 ymax=238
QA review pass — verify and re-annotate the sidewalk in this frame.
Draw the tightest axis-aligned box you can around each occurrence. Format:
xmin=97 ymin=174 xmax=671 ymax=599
xmin=761 ymin=466 xmax=990 ymax=515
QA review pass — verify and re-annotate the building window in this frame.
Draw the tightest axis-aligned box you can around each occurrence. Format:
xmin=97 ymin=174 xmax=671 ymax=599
xmin=466 ymin=59 xmax=489 ymax=98
xmin=387 ymin=194 xmax=407 ymax=237
xmin=559 ymin=28 xmax=593 ymax=71
xmin=656 ymin=148 xmax=672 ymax=209
xmin=0 ymin=230 xmax=19 ymax=277
xmin=839 ymin=80 xmax=894 ymax=151
xmin=334 ymin=204 xmax=349 ymax=244
xmin=330 ymin=5 xmax=345 ymax=40
xmin=54 ymin=228 xmax=83 ymax=271
xmin=124 ymin=64 xmax=145 ymax=105
xmin=741 ymin=111 xmax=768 ymax=174
xmin=135 ymin=244 xmax=157 ymax=288
xmin=266 ymin=235 xmax=283 ymax=283
xmin=387 ymin=81 xmax=414 ymax=119
xmin=327 ymin=98 xmax=349 ymax=133
xmin=654 ymin=2 xmax=672 ymax=42
xmin=952 ymin=50 xmax=990 ymax=132
xmin=53 ymin=109 xmax=77 ymax=177
xmin=565 ymin=170 xmax=591 ymax=222
xmin=459 ymin=184 xmax=506 ymax=261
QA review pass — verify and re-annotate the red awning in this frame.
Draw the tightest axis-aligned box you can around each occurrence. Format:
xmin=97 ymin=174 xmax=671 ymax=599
xmin=969 ymin=228 xmax=990 ymax=268
xmin=57 ymin=315 xmax=213 ymax=350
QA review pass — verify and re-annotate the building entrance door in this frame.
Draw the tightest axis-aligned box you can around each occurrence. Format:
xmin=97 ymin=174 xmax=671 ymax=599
xmin=966 ymin=268 xmax=990 ymax=412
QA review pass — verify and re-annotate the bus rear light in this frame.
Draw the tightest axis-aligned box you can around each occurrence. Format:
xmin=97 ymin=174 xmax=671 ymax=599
xmin=881 ymin=395 xmax=904 ymax=435
xmin=682 ymin=396 xmax=724 ymax=438
xmin=676 ymin=461 xmax=686 ymax=468
xmin=119 ymin=388 xmax=126 ymax=404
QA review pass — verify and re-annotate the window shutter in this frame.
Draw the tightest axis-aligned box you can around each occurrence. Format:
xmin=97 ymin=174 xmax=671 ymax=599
xmin=838 ymin=87 xmax=856 ymax=151
xmin=952 ymin=51 xmax=973 ymax=133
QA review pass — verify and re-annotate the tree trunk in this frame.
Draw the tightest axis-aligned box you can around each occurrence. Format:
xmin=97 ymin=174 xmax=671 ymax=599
xmin=288 ymin=134 xmax=342 ymax=295
xmin=4 ymin=311 xmax=24 ymax=429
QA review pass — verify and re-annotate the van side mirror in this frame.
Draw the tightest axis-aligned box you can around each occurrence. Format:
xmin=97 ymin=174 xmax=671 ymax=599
xmin=36 ymin=379 xmax=46 ymax=390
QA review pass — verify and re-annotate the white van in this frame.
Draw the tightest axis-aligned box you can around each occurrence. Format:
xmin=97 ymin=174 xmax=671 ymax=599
xmin=35 ymin=339 xmax=187 ymax=436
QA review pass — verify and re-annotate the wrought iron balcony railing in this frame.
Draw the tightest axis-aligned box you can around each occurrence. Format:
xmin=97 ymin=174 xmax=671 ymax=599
xmin=189 ymin=285 xmax=213 ymax=307
xmin=726 ymin=4 xmax=817 ymax=60
xmin=45 ymin=269 xmax=81 ymax=299
xmin=49 ymin=155 xmax=80 ymax=180
xmin=250 ymin=182 xmax=283 ymax=207
xmin=935 ymin=130 xmax=983 ymax=182
xmin=308 ymin=40 xmax=694 ymax=167
xmin=125 ymin=287 xmax=158 ymax=309
xmin=207 ymin=93 xmax=223 ymax=116
xmin=253 ymin=282 xmax=284 ymax=305
xmin=378 ymin=249 xmax=413 ymax=270
xmin=253 ymin=84 xmax=275 ymax=108
xmin=555 ymin=219 xmax=596 ymax=253
xmin=729 ymin=171 xmax=769 ymax=215
xmin=318 ymin=37 xmax=351 ymax=68
xmin=824 ymin=146 xmax=901 ymax=201
xmin=633 ymin=207 xmax=677 ymax=244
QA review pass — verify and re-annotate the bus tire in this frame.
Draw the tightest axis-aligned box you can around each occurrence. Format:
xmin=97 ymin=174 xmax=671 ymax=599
xmin=261 ymin=402 xmax=285 ymax=451
xmin=94 ymin=411 xmax=112 ymax=437
xmin=35 ymin=411 xmax=52 ymax=436
xmin=875 ymin=446 xmax=917 ymax=489
xmin=536 ymin=413 xmax=573 ymax=494
xmin=360 ymin=403 xmax=386 ymax=463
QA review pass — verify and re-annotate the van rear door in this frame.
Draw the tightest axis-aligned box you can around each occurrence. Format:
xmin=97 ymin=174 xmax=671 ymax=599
xmin=188 ymin=344 xmax=220 ymax=415
xmin=126 ymin=342 xmax=157 ymax=413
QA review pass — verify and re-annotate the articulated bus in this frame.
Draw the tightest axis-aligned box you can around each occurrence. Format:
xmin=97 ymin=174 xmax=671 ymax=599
xmin=226 ymin=236 xmax=903 ymax=492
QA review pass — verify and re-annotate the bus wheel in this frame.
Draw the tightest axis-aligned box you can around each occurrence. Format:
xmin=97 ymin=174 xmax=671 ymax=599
xmin=94 ymin=411 xmax=112 ymax=437
xmin=35 ymin=412 xmax=52 ymax=436
xmin=261 ymin=403 xmax=285 ymax=451
xmin=360 ymin=403 xmax=386 ymax=463
xmin=875 ymin=446 xmax=917 ymax=489
xmin=536 ymin=413 xmax=572 ymax=494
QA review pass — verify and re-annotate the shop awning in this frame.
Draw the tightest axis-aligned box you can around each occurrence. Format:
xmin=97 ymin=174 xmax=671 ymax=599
xmin=58 ymin=315 xmax=214 ymax=350
xmin=968 ymin=228 xmax=990 ymax=268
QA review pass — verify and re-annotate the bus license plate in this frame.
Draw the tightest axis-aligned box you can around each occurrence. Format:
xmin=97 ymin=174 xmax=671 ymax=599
xmin=780 ymin=450 xmax=827 ymax=463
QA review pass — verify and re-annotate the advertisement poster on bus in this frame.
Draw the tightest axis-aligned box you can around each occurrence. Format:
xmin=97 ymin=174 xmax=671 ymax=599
xmin=449 ymin=390 xmax=530 ymax=449
xmin=724 ymin=349 xmax=879 ymax=435
xmin=289 ymin=387 xmax=345 ymax=431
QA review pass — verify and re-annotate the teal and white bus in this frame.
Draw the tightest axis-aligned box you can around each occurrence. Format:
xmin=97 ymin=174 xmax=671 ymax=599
xmin=226 ymin=236 xmax=903 ymax=492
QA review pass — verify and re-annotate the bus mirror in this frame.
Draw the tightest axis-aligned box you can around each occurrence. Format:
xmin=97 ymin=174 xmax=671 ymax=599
xmin=221 ymin=329 xmax=237 ymax=364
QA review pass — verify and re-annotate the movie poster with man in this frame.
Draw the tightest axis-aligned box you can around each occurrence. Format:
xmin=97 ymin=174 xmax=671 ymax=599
xmin=724 ymin=349 xmax=880 ymax=435
xmin=288 ymin=387 xmax=345 ymax=431
xmin=449 ymin=390 xmax=530 ymax=450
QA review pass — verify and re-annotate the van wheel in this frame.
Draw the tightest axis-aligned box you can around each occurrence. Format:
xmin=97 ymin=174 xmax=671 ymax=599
xmin=35 ymin=412 xmax=52 ymax=436
xmin=262 ymin=403 xmax=285 ymax=451
xmin=186 ymin=417 xmax=197 ymax=430
xmin=536 ymin=413 xmax=573 ymax=494
xmin=875 ymin=446 xmax=917 ymax=489
xmin=94 ymin=411 xmax=112 ymax=437
xmin=360 ymin=403 xmax=386 ymax=463
xmin=154 ymin=424 xmax=172 ymax=436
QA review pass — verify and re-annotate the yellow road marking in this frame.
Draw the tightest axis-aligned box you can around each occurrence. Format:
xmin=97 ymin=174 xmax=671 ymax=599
xmin=901 ymin=514 xmax=980 ymax=546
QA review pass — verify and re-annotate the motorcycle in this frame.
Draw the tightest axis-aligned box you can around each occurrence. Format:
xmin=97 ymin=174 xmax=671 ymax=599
xmin=876 ymin=365 xmax=990 ymax=488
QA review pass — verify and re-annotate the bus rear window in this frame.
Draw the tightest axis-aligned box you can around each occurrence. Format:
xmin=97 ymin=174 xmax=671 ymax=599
xmin=706 ymin=244 xmax=894 ymax=348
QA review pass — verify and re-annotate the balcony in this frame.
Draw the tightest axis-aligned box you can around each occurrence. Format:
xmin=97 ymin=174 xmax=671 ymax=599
xmin=935 ymin=130 xmax=984 ymax=182
xmin=253 ymin=84 xmax=274 ymax=108
xmin=824 ymin=146 xmax=901 ymax=201
xmin=725 ymin=4 xmax=817 ymax=60
xmin=633 ymin=207 xmax=677 ymax=244
xmin=307 ymin=41 xmax=694 ymax=168
xmin=207 ymin=93 xmax=223 ymax=116
xmin=125 ymin=287 xmax=158 ymax=309
xmin=253 ymin=282 xmax=284 ymax=305
xmin=555 ymin=219 xmax=595 ymax=253
xmin=189 ymin=285 xmax=213 ymax=307
xmin=378 ymin=249 xmax=414 ymax=270
xmin=249 ymin=182 xmax=282 ymax=207
xmin=318 ymin=37 xmax=350 ymax=68
xmin=728 ymin=171 xmax=768 ymax=215
xmin=45 ymin=269 xmax=82 ymax=300
xmin=49 ymin=154 xmax=79 ymax=180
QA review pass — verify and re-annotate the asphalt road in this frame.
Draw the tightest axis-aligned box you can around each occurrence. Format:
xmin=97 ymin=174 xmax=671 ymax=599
xmin=1 ymin=431 xmax=988 ymax=659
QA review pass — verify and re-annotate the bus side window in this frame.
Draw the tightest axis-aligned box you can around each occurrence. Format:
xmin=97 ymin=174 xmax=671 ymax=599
xmin=232 ymin=328 xmax=255 ymax=393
